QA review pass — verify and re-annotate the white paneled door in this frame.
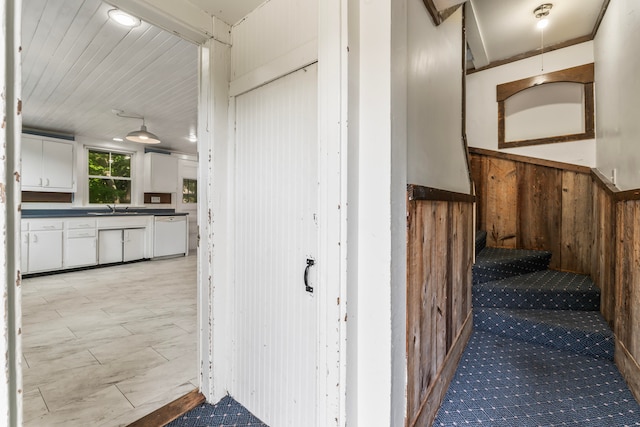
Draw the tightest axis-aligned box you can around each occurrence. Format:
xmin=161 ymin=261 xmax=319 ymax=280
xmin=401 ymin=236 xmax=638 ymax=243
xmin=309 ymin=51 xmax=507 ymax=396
xmin=234 ymin=63 xmax=318 ymax=427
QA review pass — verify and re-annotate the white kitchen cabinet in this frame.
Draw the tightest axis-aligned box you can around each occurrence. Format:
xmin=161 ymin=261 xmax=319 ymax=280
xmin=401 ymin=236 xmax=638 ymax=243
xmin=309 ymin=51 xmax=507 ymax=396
xmin=22 ymin=135 xmax=75 ymax=192
xmin=26 ymin=220 xmax=64 ymax=273
xmin=123 ymin=228 xmax=146 ymax=262
xmin=98 ymin=229 xmax=124 ymax=264
xmin=144 ymin=152 xmax=178 ymax=193
xmin=65 ymin=230 xmax=97 ymax=268
xmin=99 ymin=228 xmax=147 ymax=264
xmin=21 ymin=231 xmax=29 ymax=274
xmin=64 ymin=219 xmax=97 ymax=268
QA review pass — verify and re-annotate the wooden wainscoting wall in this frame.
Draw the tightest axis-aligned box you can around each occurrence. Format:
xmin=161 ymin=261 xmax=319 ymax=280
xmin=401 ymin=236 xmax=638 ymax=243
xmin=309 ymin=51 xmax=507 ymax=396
xmin=469 ymin=147 xmax=592 ymax=273
xmin=591 ymin=169 xmax=640 ymax=403
xmin=406 ymin=185 xmax=474 ymax=427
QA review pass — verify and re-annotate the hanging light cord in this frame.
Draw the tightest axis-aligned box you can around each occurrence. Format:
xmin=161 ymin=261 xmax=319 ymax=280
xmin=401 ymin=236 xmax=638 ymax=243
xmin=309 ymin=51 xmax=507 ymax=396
xmin=540 ymin=25 xmax=545 ymax=72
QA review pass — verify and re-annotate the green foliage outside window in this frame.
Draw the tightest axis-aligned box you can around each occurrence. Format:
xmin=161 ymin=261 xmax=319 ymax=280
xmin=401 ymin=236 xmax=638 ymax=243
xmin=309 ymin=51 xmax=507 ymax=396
xmin=88 ymin=150 xmax=132 ymax=204
xmin=183 ymin=178 xmax=197 ymax=204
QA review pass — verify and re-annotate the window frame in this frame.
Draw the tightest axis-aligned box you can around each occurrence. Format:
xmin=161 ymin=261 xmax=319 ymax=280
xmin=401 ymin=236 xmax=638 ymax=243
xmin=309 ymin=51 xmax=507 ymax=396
xmin=86 ymin=147 xmax=134 ymax=205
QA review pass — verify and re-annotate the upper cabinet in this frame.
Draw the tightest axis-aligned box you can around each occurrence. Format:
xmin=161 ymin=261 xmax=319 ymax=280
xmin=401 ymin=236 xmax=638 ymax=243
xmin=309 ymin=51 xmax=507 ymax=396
xmin=22 ymin=135 xmax=76 ymax=192
xmin=144 ymin=152 xmax=178 ymax=193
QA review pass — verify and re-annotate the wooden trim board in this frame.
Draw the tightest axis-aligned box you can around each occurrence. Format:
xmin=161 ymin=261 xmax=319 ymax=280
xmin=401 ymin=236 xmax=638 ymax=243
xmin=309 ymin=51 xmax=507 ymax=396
xmin=126 ymin=389 xmax=205 ymax=427
xmin=408 ymin=184 xmax=475 ymax=203
xmin=468 ymin=147 xmax=591 ymax=174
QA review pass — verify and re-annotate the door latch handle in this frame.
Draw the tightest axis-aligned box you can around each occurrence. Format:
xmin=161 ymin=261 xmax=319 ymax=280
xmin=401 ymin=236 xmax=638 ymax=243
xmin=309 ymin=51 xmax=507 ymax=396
xmin=304 ymin=258 xmax=315 ymax=293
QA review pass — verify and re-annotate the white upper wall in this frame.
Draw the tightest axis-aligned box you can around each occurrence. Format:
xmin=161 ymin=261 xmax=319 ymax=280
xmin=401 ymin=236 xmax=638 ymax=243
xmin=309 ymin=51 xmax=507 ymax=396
xmin=594 ymin=0 xmax=640 ymax=190
xmin=407 ymin=3 xmax=470 ymax=194
xmin=229 ymin=0 xmax=318 ymax=95
xmin=466 ymin=41 xmax=596 ymax=167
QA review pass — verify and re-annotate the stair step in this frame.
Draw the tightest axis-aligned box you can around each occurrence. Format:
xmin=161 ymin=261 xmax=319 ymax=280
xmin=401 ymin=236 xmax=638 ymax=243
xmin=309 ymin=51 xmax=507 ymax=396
xmin=473 ymin=269 xmax=600 ymax=310
xmin=473 ymin=247 xmax=552 ymax=284
xmin=475 ymin=230 xmax=487 ymax=255
xmin=474 ymin=307 xmax=614 ymax=360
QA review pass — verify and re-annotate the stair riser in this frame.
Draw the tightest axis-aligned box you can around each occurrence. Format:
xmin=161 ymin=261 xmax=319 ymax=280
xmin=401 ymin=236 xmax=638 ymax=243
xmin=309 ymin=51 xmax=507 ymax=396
xmin=473 ymin=260 xmax=550 ymax=284
xmin=473 ymin=290 xmax=600 ymax=311
xmin=474 ymin=311 xmax=614 ymax=361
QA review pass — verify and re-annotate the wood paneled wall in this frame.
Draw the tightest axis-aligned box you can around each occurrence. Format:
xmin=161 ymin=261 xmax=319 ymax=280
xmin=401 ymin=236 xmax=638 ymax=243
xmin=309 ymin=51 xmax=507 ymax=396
xmin=591 ymin=170 xmax=640 ymax=403
xmin=591 ymin=175 xmax=616 ymax=327
xmin=406 ymin=185 xmax=474 ymax=427
xmin=470 ymin=147 xmax=592 ymax=273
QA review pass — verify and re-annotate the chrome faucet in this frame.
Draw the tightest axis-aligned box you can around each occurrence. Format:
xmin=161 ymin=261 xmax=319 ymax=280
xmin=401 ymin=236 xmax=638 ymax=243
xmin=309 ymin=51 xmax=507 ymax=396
xmin=106 ymin=204 xmax=117 ymax=213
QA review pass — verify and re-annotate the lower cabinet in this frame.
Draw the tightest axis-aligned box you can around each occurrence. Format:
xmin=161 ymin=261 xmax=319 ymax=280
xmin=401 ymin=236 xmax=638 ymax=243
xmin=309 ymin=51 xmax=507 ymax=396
xmin=22 ymin=220 xmax=64 ymax=274
xmin=98 ymin=228 xmax=146 ymax=264
xmin=123 ymin=228 xmax=146 ymax=262
xmin=65 ymin=229 xmax=97 ymax=268
xmin=28 ymin=230 xmax=64 ymax=273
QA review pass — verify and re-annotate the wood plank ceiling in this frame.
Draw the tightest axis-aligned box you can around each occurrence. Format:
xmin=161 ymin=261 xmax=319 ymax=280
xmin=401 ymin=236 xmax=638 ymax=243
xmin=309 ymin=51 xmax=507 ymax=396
xmin=22 ymin=0 xmax=199 ymax=153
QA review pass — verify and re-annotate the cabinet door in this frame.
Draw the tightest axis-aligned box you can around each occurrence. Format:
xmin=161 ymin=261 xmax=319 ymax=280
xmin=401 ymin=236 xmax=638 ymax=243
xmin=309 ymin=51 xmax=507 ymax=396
xmin=21 ymin=232 xmax=29 ymax=274
xmin=65 ymin=237 xmax=97 ymax=268
xmin=145 ymin=153 xmax=178 ymax=192
xmin=123 ymin=228 xmax=146 ymax=262
xmin=42 ymin=141 xmax=74 ymax=190
xmin=28 ymin=231 xmax=63 ymax=272
xmin=98 ymin=230 xmax=123 ymax=264
xmin=22 ymin=136 xmax=42 ymax=188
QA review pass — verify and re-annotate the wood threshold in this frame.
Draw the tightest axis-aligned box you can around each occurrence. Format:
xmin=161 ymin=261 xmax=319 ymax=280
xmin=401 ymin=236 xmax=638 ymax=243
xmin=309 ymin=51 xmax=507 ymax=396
xmin=408 ymin=312 xmax=473 ymax=427
xmin=126 ymin=389 xmax=205 ymax=427
xmin=407 ymin=184 xmax=475 ymax=203
xmin=468 ymin=147 xmax=591 ymax=174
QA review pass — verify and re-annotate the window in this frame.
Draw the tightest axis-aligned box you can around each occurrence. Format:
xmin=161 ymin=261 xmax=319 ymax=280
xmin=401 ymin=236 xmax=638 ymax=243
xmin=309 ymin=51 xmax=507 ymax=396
xmin=88 ymin=149 xmax=132 ymax=204
xmin=182 ymin=178 xmax=197 ymax=204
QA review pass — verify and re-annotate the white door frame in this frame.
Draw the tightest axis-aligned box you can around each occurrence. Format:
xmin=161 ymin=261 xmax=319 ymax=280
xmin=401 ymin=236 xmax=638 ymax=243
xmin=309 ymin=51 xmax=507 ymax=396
xmin=197 ymin=4 xmax=348 ymax=427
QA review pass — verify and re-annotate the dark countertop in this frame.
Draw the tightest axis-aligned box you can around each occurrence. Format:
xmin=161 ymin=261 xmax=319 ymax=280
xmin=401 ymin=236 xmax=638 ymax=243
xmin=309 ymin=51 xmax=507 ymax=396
xmin=22 ymin=209 xmax=189 ymax=219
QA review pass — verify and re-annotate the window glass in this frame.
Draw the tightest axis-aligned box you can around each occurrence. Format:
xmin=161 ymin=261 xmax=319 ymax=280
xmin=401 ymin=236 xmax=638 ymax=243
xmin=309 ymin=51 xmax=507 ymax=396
xmin=182 ymin=178 xmax=197 ymax=204
xmin=88 ymin=149 xmax=132 ymax=204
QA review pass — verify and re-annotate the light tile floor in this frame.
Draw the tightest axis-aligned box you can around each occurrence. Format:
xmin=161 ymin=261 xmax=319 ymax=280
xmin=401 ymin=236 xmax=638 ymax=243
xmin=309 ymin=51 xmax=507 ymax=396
xmin=22 ymin=255 xmax=197 ymax=427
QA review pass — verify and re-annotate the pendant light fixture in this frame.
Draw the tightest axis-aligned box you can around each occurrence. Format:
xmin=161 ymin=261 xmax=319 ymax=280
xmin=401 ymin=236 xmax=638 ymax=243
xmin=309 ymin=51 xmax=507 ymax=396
xmin=113 ymin=110 xmax=161 ymax=144
xmin=534 ymin=4 xmax=553 ymax=72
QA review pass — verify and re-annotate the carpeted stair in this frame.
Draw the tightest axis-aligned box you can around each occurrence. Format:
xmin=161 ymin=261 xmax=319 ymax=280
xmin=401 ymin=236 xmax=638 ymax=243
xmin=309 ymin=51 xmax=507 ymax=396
xmin=433 ymin=231 xmax=639 ymax=426
xmin=472 ymin=231 xmax=614 ymax=360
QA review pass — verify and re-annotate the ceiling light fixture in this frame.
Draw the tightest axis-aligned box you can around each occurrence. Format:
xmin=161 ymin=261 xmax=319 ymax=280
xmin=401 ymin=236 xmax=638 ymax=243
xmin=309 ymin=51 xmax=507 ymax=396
xmin=108 ymin=9 xmax=141 ymax=28
xmin=533 ymin=3 xmax=553 ymax=71
xmin=113 ymin=110 xmax=161 ymax=144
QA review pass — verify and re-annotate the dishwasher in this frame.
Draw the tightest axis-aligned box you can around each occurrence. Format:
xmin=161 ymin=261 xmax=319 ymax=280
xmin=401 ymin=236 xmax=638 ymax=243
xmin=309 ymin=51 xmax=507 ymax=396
xmin=153 ymin=215 xmax=187 ymax=257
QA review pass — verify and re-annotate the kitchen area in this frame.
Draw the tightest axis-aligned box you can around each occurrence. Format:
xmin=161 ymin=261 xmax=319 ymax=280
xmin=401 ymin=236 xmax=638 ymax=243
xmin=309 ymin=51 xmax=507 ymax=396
xmin=21 ymin=135 xmax=191 ymax=277
xmin=20 ymin=1 xmax=201 ymax=425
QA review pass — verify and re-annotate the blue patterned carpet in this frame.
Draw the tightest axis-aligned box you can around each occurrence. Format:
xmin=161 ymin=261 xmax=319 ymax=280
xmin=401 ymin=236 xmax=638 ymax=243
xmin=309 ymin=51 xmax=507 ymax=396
xmin=166 ymin=396 xmax=267 ymax=427
xmin=434 ymin=330 xmax=640 ymax=426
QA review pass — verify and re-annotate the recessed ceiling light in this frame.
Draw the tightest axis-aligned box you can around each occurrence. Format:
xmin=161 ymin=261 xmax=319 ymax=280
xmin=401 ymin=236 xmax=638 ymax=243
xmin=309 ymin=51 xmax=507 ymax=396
xmin=113 ymin=137 xmax=124 ymax=142
xmin=108 ymin=9 xmax=141 ymax=28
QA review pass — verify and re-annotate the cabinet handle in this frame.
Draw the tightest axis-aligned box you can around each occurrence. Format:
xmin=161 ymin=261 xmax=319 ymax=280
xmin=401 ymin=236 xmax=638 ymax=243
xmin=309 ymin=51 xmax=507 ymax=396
xmin=38 ymin=177 xmax=42 ymax=186
xmin=43 ymin=225 xmax=55 ymax=229
xmin=44 ymin=178 xmax=50 ymax=187
xmin=32 ymin=234 xmax=38 ymax=243
xmin=23 ymin=234 xmax=28 ymax=244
